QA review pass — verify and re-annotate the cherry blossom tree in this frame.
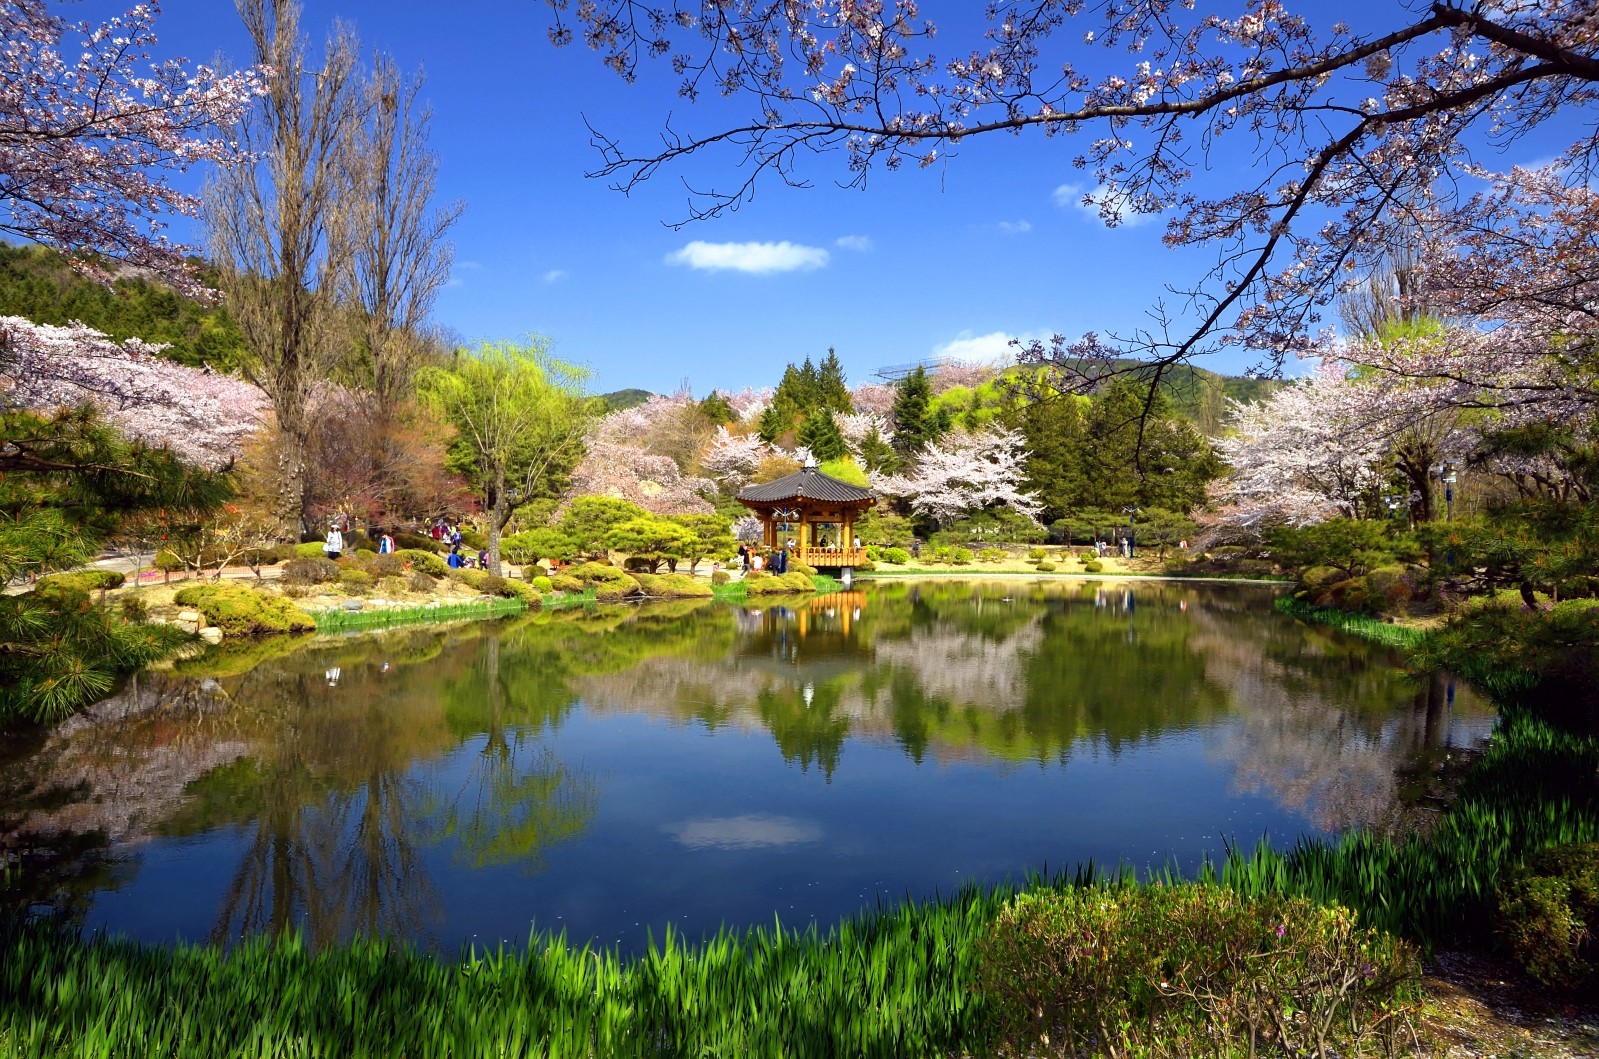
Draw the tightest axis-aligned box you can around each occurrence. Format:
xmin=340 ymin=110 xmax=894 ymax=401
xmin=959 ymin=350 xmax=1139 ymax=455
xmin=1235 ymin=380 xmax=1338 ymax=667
xmin=551 ymin=1 xmax=1599 ymax=382
xmin=0 ymin=0 xmax=263 ymax=291
xmin=569 ymin=439 xmax=716 ymax=515
xmin=0 ymin=316 xmax=266 ymax=468
xmin=877 ymin=425 xmax=1041 ymax=528
xmin=699 ymin=425 xmax=769 ymax=490
xmin=849 ymin=383 xmax=896 ymax=418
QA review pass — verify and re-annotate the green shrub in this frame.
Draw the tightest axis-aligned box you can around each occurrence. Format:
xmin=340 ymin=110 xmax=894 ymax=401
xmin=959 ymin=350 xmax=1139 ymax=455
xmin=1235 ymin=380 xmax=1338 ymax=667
xmin=635 ymin=573 xmax=713 ymax=598
xmin=747 ymin=571 xmax=815 ymax=595
xmin=34 ymin=570 xmax=125 ymax=605
xmin=500 ymin=580 xmax=543 ymax=606
xmin=351 ymin=548 xmax=377 ymax=564
xmin=865 ymin=545 xmax=882 ymax=561
xmin=396 ymin=549 xmax=447 ymax=577
xmin=567 ymin=562 xmax=641 ymax=595
xmin=290 ymin=556 xmax=342 ymax=584
xmin=881 ymin=547 xmax=910 ymax=565
xmin=529 ymin=575 xmax=554 ymax=593
xmin=1083 ymin=560 xmax=1103 ymax=573
xmin=1498 ymin=842 xmax=1599 ymax=988
xmin=338 ymin=568 xmax=373 ymax=589
xmin=952 ymin=547 xmax=974 ymax=565
xmin=1027 ymin=547 xmax=1047 ymax=561
xmin=407 ymin=571 xmax=436 ymax=594
xmin=1300 ymin=564 xmax=1343 ymax=591
xmin=789 ymin=561 xmax=817 ymax=576
xmin=552 ymin=574 xmax=583 ymax=593
xmin=855 ymin=559 xmax=875 ymax=572
xmin=170 ymin=584 xmax=316 ymax=636
xmin=392 ymin=531 xmax=438 ymax=552
xmin=979 ymin=548 xmax=1006 ymax=563
xmin=1036 ymin=561 xmax=1056 ymax=572
xmin=368 ymin=554 xmax=406 ymax=578
xmin=976 ymin=885 xmax=1421 ymax=1059
xmin=293 ymin=541 xmax=328 ymax=559
xmin=281 ymin=557 xmax=339 ymax=585
xmin=153 ymin=547 xmax=188 ymax=572
xmin=711 ymin=571 xmax=730 ymax=586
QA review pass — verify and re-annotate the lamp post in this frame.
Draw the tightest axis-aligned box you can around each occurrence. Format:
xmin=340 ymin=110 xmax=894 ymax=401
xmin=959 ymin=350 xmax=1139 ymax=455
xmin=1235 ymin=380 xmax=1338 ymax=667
xmin=1434 ymin=463 xmax=1458 ymax=522
xmin=1123 ymin=505 xmax=1138 ymax=559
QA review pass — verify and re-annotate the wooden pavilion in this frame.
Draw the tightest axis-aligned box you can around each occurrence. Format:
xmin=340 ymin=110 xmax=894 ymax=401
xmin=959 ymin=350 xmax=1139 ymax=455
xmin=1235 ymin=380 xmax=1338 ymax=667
xmin=736 ymin=460 xmax=876 ymax=569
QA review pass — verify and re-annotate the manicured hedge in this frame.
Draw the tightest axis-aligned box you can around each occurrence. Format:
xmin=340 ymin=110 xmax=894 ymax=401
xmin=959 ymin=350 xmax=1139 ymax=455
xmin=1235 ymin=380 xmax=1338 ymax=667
xmin=170 ymin=584 xmax=316 ymax=636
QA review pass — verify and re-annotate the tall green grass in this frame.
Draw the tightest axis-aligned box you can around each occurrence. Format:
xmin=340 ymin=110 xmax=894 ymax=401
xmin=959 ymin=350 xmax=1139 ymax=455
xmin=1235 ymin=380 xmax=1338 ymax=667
xmin=1273 ymin=595 xmax=1425 ymax=648
xmin=310 ymin=597 xmax=528 ymax=633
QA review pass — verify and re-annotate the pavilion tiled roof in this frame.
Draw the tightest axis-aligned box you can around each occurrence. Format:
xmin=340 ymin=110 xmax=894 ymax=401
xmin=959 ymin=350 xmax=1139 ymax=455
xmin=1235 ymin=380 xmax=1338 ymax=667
xmin=737 ymin=466 xmax=876 ymax=505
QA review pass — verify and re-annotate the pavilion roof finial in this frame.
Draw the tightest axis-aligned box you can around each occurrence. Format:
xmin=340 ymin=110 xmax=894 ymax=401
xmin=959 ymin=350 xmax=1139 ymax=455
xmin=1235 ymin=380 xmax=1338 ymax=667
xmin=802 ymin=452 xmax=818 ymax=470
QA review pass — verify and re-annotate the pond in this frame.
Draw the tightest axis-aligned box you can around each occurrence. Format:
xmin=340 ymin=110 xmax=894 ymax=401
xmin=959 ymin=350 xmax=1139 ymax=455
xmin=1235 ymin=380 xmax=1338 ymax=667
xmin=0 ymin=579 xmax=1493 ymax=954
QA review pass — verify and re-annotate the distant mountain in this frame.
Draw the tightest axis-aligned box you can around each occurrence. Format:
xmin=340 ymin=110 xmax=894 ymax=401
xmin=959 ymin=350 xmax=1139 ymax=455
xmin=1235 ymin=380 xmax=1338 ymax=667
xmin=1148 ymin=363 xmax=1279 ymax=434
xmin=598 ymin=388 xmax=654 ymax=411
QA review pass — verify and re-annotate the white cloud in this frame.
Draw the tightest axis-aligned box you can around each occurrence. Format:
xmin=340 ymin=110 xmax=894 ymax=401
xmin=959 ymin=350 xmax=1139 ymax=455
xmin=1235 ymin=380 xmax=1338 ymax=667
xmin=456 ymin=260 xmax=483 ymax=270
xmin=932 ymin=330 xmax=1030 ymax=364
xmin=444 ymin=277 xmax=464 ymax=288
xmin=997 ymin=220 xmax=1032 ymax=234
xmin=1053 ymin=182 xmax=1155 ymax=227
xmin=665 ymin=814 xmax=823 ymax=850
xmin=666 ymin=240 xmax=830 ymax=274
xmin=835 ymin=234 xmax=874 ymax=252
xmin=542 ymin=269 xmax=567 ymax=283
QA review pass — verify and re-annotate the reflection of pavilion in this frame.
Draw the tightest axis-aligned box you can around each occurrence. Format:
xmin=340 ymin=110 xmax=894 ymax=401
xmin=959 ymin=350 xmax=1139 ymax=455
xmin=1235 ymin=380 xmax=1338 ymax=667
xmin=736 ymin=592 xmax=870 ymax=678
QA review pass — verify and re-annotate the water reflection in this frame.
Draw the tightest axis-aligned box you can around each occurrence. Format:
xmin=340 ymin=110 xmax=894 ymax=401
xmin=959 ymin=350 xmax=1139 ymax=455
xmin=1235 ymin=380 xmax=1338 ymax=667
xmin=0 ymin=581 xmax=1495 ymax=950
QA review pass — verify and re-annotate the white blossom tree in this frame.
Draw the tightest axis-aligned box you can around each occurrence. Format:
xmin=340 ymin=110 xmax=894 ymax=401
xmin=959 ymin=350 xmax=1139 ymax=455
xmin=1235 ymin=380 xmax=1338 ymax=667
xmin=569 ymin=438 xmax=716 ymax=515
xmin=0 ymin=0 xmax=263 ymax=291
xmin=699 ymin=426 xmax=769 ymax=490
xmin=878 ymin=425 xmax=1042 ymax=528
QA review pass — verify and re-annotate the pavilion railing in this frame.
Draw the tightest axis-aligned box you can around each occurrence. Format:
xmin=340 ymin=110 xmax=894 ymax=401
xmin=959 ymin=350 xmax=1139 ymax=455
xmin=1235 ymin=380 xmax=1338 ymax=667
xmin=797 ymin=547 xmax=867 ymax=568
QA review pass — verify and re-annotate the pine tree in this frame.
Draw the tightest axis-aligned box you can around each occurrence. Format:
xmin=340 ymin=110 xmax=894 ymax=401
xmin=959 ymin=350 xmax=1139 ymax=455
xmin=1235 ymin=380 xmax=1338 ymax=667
xmin=757 ymin=402 xmax=788 ymax=444
xmin=856 ymin=423 xmax=900 ymax=475
xmin=698 ymin=390 xmax=737 ymax=425
xmin=796 ymin=407 xmax=847 ymax=462
xmin=890 ymin=367 xmax=935 ymax=456
xmin=1020 ymin=394 xmax=1090 ymax=525
xmin=818 ymin=347 xmax=853 ymax=413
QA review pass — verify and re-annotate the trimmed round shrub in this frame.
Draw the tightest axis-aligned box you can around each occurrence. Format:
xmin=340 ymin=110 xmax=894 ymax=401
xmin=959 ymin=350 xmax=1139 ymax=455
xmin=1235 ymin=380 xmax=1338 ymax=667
xmin=881 ymin=547 xmax=910 ymax=565
xmin=711 ymin=570 xmax=730 ymax=586
xmin=977 ymin=885 xmax=1421 ymax=1059
xmin=635 ymin=573 xmax=713 ymax=598
xmin=338 ymin=568 xmax=373 ymax=589
xmin=117 ymin=594 xmax=149 ymax=621
xmin=1036 ymin=561 xmax=1057 ymax=572
xmin=368 ymin=554 xmax=406 ymax=578
xmin=392 ymin=531 xmax=438 ymax=551
xmin=171 ymin=583 xmax=316 ymax=636
xmin=789 ymin=561 xmax=817 ymax=576
xmin=1498 ymin=842 xmax=1599 ymax=988
xmin=294 ymin=541 xmax=329 ymax=559
xmin=552 ymin=574 xmax=583 ymax=594
xmin=282 ymin=557 xmax=339 ymax=585
xmin=1027 ymin=547 xmax=1048 ymax=561
xmin=952 ymin=547 xmax=974 ymax=565
xmin=35 ymin=570 xmax=125 ymax=605
xmin=499 ymin=580 xmax=543 ymax=606
xmin=979 ymin=548 xmax=1006 ymax=563
xmin=396 ymin=549 xmax=448 ymax=577
xmin=1083 ymin=560 xmax=1104 ymax=573
xmin=528 ymin=575 xmax=555 ymax=593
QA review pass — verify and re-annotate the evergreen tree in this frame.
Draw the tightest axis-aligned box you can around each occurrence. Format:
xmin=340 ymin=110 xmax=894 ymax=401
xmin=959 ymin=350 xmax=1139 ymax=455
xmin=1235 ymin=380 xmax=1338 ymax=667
xmin=890 ymin=367 xmax=935 ymax=456
xmin=756 ymin=402 xmax=788 ymax=444
xmin=817 ymin=347 xmax=853 ymax=413
xmin=698 ymin=390 xmax=737 ymax=425
xmin=1019 ymin=394 xmax=1090 ymax=525
xmin=856 ymin=422 xmax=900 ymax=475
xmin=796 ymin=407 xmax=847 ymax=462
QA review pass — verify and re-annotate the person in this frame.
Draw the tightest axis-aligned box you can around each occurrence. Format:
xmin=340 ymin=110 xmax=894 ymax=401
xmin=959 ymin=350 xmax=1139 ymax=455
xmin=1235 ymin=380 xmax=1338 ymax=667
xmin=478 ymin=549 xmax=489 ymax=569
xmin=324 ymin=524 xmax=344 ymax=560
xmin=853 ymin=535 xmax=861 ymax=550
xmin=737 ymin=543 xmax=749 ymax=571
xmin=447 ymin=545 xmax=464 ymax=569
xmin=430 ymin=521 xmax=443 ymax=541
xmin=451 ymin=525 xmax=464 ymax=548
xmin=378 ymin=530 xmax=395 ymax=554
xmin=751 ymin=552 xmax=764 ymax=572
xmin=911 ymin=539 xmax=921 ymax=560
xmin=774 ymin=547 xmax=787 ymax=574
xmin=1179 ymin=539 xmax=1187 ymax=551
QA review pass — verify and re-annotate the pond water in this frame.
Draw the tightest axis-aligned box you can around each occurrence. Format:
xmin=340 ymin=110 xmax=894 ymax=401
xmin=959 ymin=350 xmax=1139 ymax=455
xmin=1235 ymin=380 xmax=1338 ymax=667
xmin=0 ymin=579 xmax=1493 ymax=953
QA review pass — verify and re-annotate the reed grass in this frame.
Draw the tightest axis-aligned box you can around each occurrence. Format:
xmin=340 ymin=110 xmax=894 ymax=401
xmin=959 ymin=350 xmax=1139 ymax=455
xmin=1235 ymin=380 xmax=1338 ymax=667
xmin=1274 ymin=596 xmax=1425 ymax=648
xmin=309 ymin=597 xmax=528 ymax=633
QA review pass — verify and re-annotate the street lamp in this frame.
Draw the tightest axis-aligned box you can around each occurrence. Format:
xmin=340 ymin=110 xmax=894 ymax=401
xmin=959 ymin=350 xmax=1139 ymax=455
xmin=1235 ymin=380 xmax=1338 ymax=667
xmin=1123 ymin=505 xmax=1138 ymax=559
xmin=1435 ymin=463 xmax=1458 ymax=522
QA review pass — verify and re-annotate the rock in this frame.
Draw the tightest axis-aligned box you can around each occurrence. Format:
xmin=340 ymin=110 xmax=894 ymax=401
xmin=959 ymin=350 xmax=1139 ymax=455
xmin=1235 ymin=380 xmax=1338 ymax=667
xmin=198 ymin=627 xmax=224 ymax=644
xmin=177 ymin=610 xmax=201 ymax=623
xmin=175 ymin=620 xmax=199 ymax=634
xmin=341 ymin=599 xmax=364 ymax=612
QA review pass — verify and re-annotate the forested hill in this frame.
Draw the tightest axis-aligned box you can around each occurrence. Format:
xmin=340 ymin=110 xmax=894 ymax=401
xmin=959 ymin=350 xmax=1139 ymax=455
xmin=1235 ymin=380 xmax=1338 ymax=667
xmin=1138 ymin=363 xmax=1279 ymax=432
xmin=0 ymin=242 xmax=250 ymax=371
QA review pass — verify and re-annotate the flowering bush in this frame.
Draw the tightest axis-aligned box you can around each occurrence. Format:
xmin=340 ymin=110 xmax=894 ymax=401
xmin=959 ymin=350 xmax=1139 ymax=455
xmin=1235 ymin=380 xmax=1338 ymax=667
xmin=976 ymin=885 xmax=1421 ymax=1059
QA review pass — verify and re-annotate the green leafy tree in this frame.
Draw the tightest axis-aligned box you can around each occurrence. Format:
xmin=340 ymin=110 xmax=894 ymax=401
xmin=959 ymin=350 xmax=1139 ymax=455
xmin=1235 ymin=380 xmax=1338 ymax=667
xmin=890 ymin=367 xmax=935 ymax=456
xmin=500 ymin=527 xmax=578 ymax=565
xmin=1018 ymin=393 xmax=1090 ymax=525
xmin=559 ymin=496 xmax=649 ymax=556
xmin=603 ymin=516 xmax=696 ymax=572
xmin=1 ymin=408 xmax=232 ymax=723
xmin=818 ymin=457 xmax=869 ymax=487
xmin=1266 ymin=520 xmax=1411 ymax=579
xmin=417 ymin=339 xmax=592 ymax=576
xmin=856 ymin=422 xmax=900 ymax=475
xmin=796 ymin=407 xmax=848 ymax=462
xmin=697 ymin=390 xmax=737 ymax=425
xmin=669 ymin=513 xmax=736 ymax=573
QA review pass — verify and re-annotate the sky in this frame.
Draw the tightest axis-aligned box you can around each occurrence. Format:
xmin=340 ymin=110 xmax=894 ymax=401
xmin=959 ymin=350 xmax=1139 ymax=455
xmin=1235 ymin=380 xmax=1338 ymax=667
xmin=124 ymin=1 xmax=1567 ymax=397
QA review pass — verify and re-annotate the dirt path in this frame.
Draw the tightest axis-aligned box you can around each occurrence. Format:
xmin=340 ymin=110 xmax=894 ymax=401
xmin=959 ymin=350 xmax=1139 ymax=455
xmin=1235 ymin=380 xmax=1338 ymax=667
xmin=1421 ymin=951 xmax=1599 ymax=1057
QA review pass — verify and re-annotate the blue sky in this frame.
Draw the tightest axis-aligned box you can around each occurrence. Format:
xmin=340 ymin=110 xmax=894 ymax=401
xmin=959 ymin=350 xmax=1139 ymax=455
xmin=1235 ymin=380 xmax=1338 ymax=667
xmin=132 ymin=1 xmax=1562 ymax=396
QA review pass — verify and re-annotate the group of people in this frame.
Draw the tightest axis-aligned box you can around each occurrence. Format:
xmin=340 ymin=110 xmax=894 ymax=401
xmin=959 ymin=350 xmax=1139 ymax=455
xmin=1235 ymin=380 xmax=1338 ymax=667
xmin=736 ymin=542 xmax=790 ymax=574
xmin=322 ymin=518 xmax=489 ymax=569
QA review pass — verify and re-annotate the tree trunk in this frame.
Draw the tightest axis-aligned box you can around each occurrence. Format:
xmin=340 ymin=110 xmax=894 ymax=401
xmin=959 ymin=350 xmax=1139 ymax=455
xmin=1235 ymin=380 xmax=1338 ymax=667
xmin=487 ymin=468 xmax=506 ymax=577
xmin=275 ymin=428 xmax=309 ymax=543
xmin=1520 ymin=580 xmax=1539 ymax=609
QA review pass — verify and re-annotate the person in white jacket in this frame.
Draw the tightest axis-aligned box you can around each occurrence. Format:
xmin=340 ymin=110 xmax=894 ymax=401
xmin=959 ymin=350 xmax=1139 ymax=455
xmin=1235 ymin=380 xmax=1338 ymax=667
xmin=324 ymin=525 xmax=345 ymax=560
